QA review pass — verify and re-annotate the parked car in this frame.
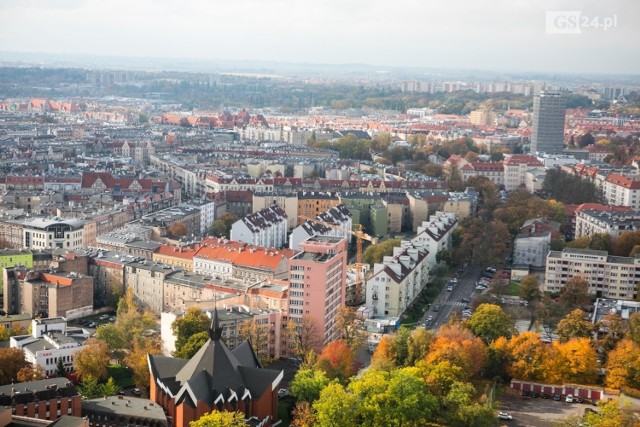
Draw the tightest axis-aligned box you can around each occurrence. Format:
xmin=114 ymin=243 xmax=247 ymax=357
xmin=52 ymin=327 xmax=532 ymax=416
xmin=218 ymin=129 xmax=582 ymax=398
xmin=99 ymin=314 xmax=109 ymax=320
xmin=566 ymin=394 xmax=574 ymax=403
xmin=497 ymin=412 xmax=513 ymax=420
xmin=576 ymin=396 xmax=585 ymax=404
xmin=486 ymin=267 xmax=497 ymax=273
xmin=553 ymin=394 xmax=562 ymax=401
xmin=530 ymin=392 xmax=539 ymax=398
xmin=460 ymin=298 xmax=470 ymax=303
xmin=476 ymin=285 xmax=487 ymax=291
xmin=446 ymin=285 xmax=453 ymax=291
xmin=522 ymin=390 xmax=531 ymax=397
xmin=433 ymin=304 xmax=441 ymax=312
xmin=278 ymin=388 xmax=289 ymax=399
xmin=542 ymin=392 xmax=550 ymax=399
xmin=87 ymin=322 xmax=96 ymax=328
xmin=132 ymin=388 xmax=141 ymax=396
xmin=426 ymin=315 xmax=433 ymax=323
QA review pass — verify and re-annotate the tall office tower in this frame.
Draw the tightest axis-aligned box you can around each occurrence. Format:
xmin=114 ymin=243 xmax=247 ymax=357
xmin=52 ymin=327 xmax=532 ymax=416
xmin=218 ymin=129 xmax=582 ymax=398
xmin=531 ymin=91 xmax=566 ymax=155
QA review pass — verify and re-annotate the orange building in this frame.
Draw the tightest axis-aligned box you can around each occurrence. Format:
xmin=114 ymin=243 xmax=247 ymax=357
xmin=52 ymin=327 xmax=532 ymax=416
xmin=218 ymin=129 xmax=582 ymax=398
xmin=148 ymin=309 xmax=283 ymax=427
xmin=297 ymin=191 xmax=339 ymax=220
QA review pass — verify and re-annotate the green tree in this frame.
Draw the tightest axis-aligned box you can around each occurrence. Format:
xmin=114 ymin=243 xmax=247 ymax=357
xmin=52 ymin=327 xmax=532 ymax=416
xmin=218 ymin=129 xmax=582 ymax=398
xmin=77 ymin=375 xmax=102 ymax=399
xmin=313 ymin=382 xmax=359 ymax=427
xmin=465 ymin=303 xmax=515 ymax=344
xmin=210 ymin=212 xmax=238 ymax=239
xmin=454 ymin=403 xmax=497 ymax=427
xmin=362 ymin=238 xmax=401 ymax=266
xmin=382 ymin=367 xmax=439 ymax=426
xmin=172 ymin=307 xmax=210 ymax=355
xmin=556 ymin=309 xmax=595 ymax=343
xmin=392 ymin=326 xmax=412 ymax=366
xmin=189 ymin=410 xmax=246 ymax=427
xmin=174 ymin=331 xmax=209 ymax=359
xmin=290 ymin=368 xmax=330 ymax=403
xmin=101 ymin=377 xmax=121 ymax=397
xmin=629 ymin=312 xmax=640 ymax=345
xmin=519 ymin=275 xmax=541 ymax=305
xmin=55 ymin=358 xmax=66 ymax=377
xmin=406 ymin=327 xmax=433 ymax=366
xmin=583 ymin=398 xmax=638 ymax=427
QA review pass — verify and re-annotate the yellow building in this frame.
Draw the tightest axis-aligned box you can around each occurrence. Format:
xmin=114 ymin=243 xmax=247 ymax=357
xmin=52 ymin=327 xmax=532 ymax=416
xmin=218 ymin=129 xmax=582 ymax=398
xmin=0 ymin=249 xmax=33 ymax=288
xmin=152 ymin=244 xmax=202 ymax=271
xmin=297 ymin=192 xmax=340 ymax=221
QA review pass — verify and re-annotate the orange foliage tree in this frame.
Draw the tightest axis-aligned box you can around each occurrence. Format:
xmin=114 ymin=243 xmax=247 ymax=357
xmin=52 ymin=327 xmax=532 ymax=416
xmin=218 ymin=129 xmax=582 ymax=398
xmin=605 ymin=339 xmax=640 ymax=389
xmin=371 ymin=335 xmax=396 ymax=370
xmin=315 ymin=340 xmax=357 ymax=384
xmin=424 ymin=324 xmax=486 ymax=379
xmin=506 ymin=332 xmax=549 ymax=382
xmin=553 ymin=338 xmax=598 ymax=385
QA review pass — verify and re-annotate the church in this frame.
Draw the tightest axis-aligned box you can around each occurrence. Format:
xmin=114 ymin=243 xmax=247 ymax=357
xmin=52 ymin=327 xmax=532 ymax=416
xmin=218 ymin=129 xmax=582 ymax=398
xmin=147 ymin=309 xmax=283 ymax=427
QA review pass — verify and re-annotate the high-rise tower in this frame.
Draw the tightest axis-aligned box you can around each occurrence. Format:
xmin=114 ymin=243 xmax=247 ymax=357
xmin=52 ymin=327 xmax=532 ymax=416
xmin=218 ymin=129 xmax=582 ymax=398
xmin=531 ymin=91 xmax=566 ymax=155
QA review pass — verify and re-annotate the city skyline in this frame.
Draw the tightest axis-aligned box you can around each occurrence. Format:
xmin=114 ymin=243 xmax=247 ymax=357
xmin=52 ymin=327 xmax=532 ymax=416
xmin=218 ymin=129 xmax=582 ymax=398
xmin=0 ymin=0 xmax=639 ymax=75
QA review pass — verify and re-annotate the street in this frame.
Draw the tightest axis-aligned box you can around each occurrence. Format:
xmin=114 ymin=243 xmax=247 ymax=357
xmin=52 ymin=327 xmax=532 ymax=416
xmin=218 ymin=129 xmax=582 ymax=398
xmin=421 ymin=265 xmax=482 ymax=329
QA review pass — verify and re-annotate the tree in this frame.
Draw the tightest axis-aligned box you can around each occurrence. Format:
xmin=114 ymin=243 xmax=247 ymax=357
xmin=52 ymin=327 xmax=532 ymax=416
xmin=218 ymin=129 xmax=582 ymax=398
xmin=418 ymin=360 xmax=466 ymax=399
xmin=125 ymin=336 xmax=162 ymax=389
xmin=554 ymin=338 xmax=598 ymax=384
xmin=0 ymin=325 xmax=10 ymax=341
xmin=210 ymin=212 xmax=238 ymax=239
xmin=16 ymin=364 xmax=45 ymax=382
xmin=605 ymin=339 xmax=640 ymax=389
xmin=582 ymin=398 xmax=638 ymax=427
xmin=506 ymin=332 xmax=548 ymax=381
xmin=287 ymin=317 xmax=322 ymax=358
xmin=290 ymin=368 xmax=330 ymax=403
xmin=168 ymin=223 xmax=187 ymax=238
xmin=95 ymin=323 xmax=126 ymax=359
xmin=536 ymin=295 xmax=566 ymax=340
xmin=290 ymin=401 xmax=317 ymax=427
xmin=73 ymin=338 xmax=110 ymax=380
xmin=465 ymin=303 xmax=515 ymax=344
xmin=614 ymin=229 xmax=640 ymax=257
xmin=406 ymin=327 xmax=433 ymax=366
xmin=382 ymin=367 xmax=439 ymax=426
xmin=556 ymin=309 xmax=595 ymax=343
xmin=454 ymin=218 xmax=510 ymax=268
xmin=519 ymin=275 xmax=541 ymax=306
xmin=174 ymin=331 xmax=209 ymax=359
xmin=313 ymin=382 xmax=359 ymax=427
xmin=484 ymin=336 xmax=510 ymax=380
xmin=362 ymin=238 xmax=401 ymax=266
xmin=597 ymin=313 xmax=629 ymax=358
xmin=101 ymin=377 xmax=121 ymax=397
xmin=391 ymin=326 xmax=412 ymax=366
xmin=629 ymin=312 xmax=640 ymax=345
xmin=335 ymin=306 xmax=366 ymax=352
xmin=55 ymin=358 xmax=66 ymax=377
xmin=172 ymin=307 xmax=210 ymax=355
xmin=370 ymin=334 xmax=396 ymax=370
xmin=77 ymin=375 xmax=102 ymax=399
xmin=314 ymin=340 xmax=356 ymax=384
xmin=238 ymin=318 xmax=271 ymax=365
xmin=559 ymin=277 xmax=591 ymax=312
xmin=424 ymin=324 xmax=487 ymax=378
xmin=0 ymin=348 xmax=28 ymax=385
xmin=189 ymin=410 xmax=246 ymax=427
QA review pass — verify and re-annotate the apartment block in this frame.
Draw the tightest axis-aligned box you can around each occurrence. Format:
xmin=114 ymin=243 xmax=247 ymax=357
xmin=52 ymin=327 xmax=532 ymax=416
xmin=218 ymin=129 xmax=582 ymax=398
xmin=231 ymin=205 xmax=288 ymax=248
xmin=575 ymin=209 xmax=640 ymax=240
xmin=545 ymin=248 xmax=639 ymax=300
xmin=602 ymin=174 xmax=640 ymax=209
xmin=410 ymin=211 xmax=458 ymax=267
xmin=288 ymin=236 xmax=348 ymax=347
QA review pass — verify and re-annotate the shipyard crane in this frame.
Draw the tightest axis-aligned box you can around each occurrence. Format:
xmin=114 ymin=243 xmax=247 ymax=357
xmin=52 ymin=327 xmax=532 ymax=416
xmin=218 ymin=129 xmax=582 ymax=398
xmin=299 ymin=215 xmax=376 ymax=304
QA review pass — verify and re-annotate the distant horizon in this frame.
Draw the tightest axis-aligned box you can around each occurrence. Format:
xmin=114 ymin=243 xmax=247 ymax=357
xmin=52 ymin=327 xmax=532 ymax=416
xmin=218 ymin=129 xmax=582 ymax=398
xmin=1 ymin=50 xmax=639 ymax=84
xmin=0 ymin=0 xmax=638 ymax=77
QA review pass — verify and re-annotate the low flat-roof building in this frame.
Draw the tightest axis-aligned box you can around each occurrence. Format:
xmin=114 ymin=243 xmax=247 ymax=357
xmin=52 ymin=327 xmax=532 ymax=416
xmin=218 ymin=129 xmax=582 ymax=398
xmin=82 ymin=396 xmax=167 ymax=427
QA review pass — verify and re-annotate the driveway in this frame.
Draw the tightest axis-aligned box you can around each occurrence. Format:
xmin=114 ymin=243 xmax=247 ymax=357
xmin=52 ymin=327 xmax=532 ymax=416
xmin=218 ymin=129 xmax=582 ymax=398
xmin=499 ymin=389 xmax=591 ymax=426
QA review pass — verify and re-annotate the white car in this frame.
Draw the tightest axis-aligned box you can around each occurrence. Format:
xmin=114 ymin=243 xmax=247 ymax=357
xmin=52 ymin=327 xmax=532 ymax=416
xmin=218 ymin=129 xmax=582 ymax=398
xmin=498 ymin=412 xmax=513 ymax=420
xmin=476 ymin=285 xmax=487 ymax=291
xmin=278 ymin=388 xmax=289 ymax=398
xmin=566 ymin=394 xmax=574 ymax=403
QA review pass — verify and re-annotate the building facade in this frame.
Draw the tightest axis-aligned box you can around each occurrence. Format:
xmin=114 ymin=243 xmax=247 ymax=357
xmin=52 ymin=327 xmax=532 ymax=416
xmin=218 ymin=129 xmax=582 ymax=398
xmin=531 ymin=91 xmax=566 ymax=155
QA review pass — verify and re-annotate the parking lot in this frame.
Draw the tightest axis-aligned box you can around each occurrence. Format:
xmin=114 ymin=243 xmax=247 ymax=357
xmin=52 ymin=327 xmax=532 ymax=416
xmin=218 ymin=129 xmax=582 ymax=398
xmin=499 ymin=389 xmax=593 ymax=426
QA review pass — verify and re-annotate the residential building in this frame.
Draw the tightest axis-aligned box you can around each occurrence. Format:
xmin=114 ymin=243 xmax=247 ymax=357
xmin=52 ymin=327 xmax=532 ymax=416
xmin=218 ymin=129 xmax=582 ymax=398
xmin=365 ymin=241 xmax=429 ymax=318
xmin=10 ymin=318 xmax=89 ymax=377
xmin=531 ymin=91 xmax=566 ymax=155
xmin=288 ymin=236 xmax=348 ymax=346
xmin=513 ymin=231 xmax=551 ymax=268
xmin=575 ymin=209 xmax=640 ymax=240
xmin=289 ymin=204 xmax=352 ymax=251
xmin=460 ymin=162 xmax=504 ymax=187
xmin=3 ymin=268 xmax=93 ymax=319
xmin=152 ymin=244 xmax=203 ymax=272
xmin=124 ymin=260 xmax=175 ymax=314
xmin=0 ymin=378 xmax=81 ymax=420
xmin=0 ymin=248 xmax=32 ymax=289
xmin=544 ymin=248 xmax=639 ymax=300
xmin=231 ymin=206 xmax=288 ymax=249
xmin=148 ymin=311 xmax=283 ymax=427
xmin=297 ymin=192 xmax=340 ymax=223
xmin=410 ymin=211 xmax=458 ymax=267
xmin=602 ymin=174 xmax=640 ymax=209
xmin=253 ymin=191 xmax=298 ymax=230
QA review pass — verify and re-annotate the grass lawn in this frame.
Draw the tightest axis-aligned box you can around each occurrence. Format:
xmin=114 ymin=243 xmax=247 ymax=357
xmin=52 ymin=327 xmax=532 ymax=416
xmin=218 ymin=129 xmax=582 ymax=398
xmin=107 ymin=364 xmax=135 ymax=389
xmin=277 ymin=397 xmax=294 ymax=426
xmin=503 ymin=280 xmax=521 ymax=297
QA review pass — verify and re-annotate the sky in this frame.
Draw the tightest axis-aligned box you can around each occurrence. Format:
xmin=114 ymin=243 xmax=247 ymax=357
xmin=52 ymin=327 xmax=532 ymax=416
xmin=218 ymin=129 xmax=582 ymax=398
xmin=0 ymin=0 xmax=639 ymax=75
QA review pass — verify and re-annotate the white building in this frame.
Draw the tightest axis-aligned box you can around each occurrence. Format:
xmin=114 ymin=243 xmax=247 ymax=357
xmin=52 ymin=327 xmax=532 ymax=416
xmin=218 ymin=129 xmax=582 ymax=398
xmin=513 ymin=231 xmax=551 ymax=268
xmin=231 ymin=205 xmax=288 ymax=248
xmin=575 ymin=209 xmax=640 ymax=240
xmin=602 ymin=174 xmax=640 ymax=209
xmin=289 ymin=204 xmax=352 ymax=251
xmin=22 ymin=217 xmax=84 ymax=250
xmin=181 ymin=200 xmax=217 ymax=236
xmin=365 ymin=241 xmax=429 ymax=318
xmin=544 ymin=248 xmax=640 ymax=300
xmin=10 ymin=317 xmax=89 ymax=376
xmin=410 ymin=211 xmax=458 ymax=268
xmin=503 ymin=155 xmax=545 ymax=191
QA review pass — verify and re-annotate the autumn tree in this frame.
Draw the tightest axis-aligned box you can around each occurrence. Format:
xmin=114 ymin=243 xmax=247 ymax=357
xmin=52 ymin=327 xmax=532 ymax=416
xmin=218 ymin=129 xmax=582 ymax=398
xmin=628 ymin=312 xmax=640 ymax=345
xmin=605 ymin=339 xmax=640 ymax=389
xmin=290 ymin=401 xmax=317 ymax=427
xmin=286 ymin=317 xmax=322 ymax=358
xmin=465 ymin=303 xmax=515 ymax=344
xmin=406 ymin=327 xmax=433 ymax=366
xmin=615 ymin=229 xmax=640 ymax=256
xmin=335 ymin=306 xmax=367 ymax=352
xmin=168 ymin=223 xmax=188 ymax=238
xmin=597 ymin=313 xmax=629 ymax=358
xmin=519 ymin=275 xmax=542 ymax=306
xmin=189 ymin=410 xmax=246 ymax=427
xmin=0 ymin=325 xmax=10 ymax=341
xmin=484 ymin=336 xmax=511 ymax=381
xmin=172 ymin=307 xmax=210 ymax=355
xmin=16 ymin=364 xmax=45 ymax=382
xmin=313 ymin=382 xmax=359 ymax=427
xmin=74 ymin=338 xmax=110 ymax=380
xmin=370 ymin=334 xmax=396 ymax=371
xmin=506 ymin=332 xmax=548 ymax=381
xmin=424 ymin=324 xmax=487 ymax=378
xmin=553 ymin=338 xmax=598 ymax=384
xmin=582 ymin=398 xmax=638 ymax=427
xmin=559 ymin=277 xmax=591 ymax=312
xmin=556 ymin=309 xmax=595 ymax=343
xmin=454 ymin=218 xmax=510 ymax=268
xmin=536 ymin=295 xmax=566 ymax=340
xmin=238 ymin=318 xmax=271 ymax=365
xmin=362 ymin=238 xmax=401 ymax=266
xmin=124 ymin=335 xmax=162 ymax=389
xmin=314 ymin=340 xmax=356 ymax=384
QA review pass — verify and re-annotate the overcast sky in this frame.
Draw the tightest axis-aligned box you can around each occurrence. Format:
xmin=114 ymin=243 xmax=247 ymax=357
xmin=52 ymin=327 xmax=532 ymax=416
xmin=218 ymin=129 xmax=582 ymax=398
xmin=0 ymin=0 xmax=638 ymax=75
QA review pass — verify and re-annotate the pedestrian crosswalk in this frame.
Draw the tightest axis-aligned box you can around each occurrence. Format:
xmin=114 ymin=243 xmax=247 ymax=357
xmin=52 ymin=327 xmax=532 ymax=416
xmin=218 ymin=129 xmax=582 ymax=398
xmin=443 ymin=301 xmax=468 ymax=308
